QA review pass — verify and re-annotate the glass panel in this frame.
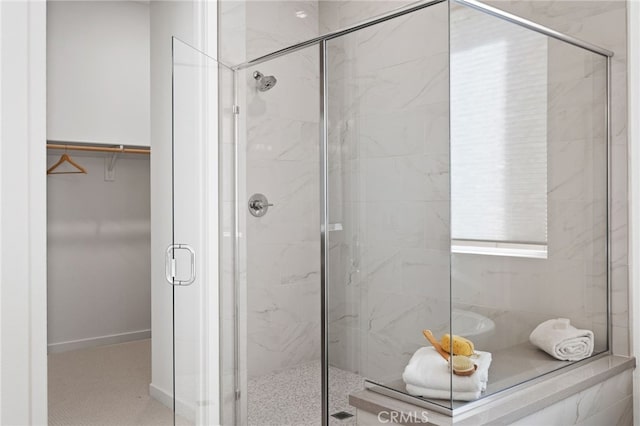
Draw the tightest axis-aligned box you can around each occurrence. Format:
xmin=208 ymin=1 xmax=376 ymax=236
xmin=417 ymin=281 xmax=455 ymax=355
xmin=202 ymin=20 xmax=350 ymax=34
xmin=228 ymin=0 xmax=609 ymax=420
xmin=326 ymin=0 xmax=453 ymax=414
xmin=171 ymin=37 xmax=234 ymax=425
xmin=219 ymin=47 xmax=239 ymax=426
xmin=450 ymin=1 xmax=608 ymax=408
xmin=238 ymin=44 xmax=322 ymax=425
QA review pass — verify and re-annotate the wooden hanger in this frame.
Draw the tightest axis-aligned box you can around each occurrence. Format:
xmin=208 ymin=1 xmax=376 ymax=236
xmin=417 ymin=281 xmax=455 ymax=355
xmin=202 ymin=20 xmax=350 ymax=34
xmin=47 ymin=153 xmax=87 ymax=175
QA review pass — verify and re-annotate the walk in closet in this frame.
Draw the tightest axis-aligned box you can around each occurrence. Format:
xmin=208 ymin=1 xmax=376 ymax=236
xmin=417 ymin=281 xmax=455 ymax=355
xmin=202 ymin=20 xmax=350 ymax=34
xmin=46 ymin=2 xmax=166 ymax=424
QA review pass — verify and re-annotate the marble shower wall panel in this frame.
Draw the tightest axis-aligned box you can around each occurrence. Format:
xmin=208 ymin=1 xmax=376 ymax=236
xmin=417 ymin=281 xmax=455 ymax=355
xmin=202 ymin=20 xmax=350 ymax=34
xmin=327 ymin=32 xmax=359 ymax=374
xmin=247 ymin=1 xmax=320 ymax=61
xmin=220 ymin=0 xmax=320 ymax=65
xmin=217 ymin=0 xmax=324 ymax=379
xmin=450 ymin=4 xmax=610 ymax=353
xmin=319 ymin=0 xmax=416 ymax=35
xmin=477 ymin=0 xmax=628 ymax=355
xmin=325 ymin=2 xmax=451 ymax=381
xmin=449 ymin=0 xmax=624 ymax=355
xmin=547 ymin=41 xmax=608 ymax=347
xmin=220 ymin=0 xmax=323 ymax=382
xmin=245 ymin=43 xmax=321 ymax=377
xmin=219 ymin=1 xmax=247 ymax=65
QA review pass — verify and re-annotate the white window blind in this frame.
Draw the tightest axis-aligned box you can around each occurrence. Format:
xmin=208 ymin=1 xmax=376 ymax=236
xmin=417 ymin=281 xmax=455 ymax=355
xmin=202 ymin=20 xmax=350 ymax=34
xmin=450 ymin=9 xmax=548 ymax=244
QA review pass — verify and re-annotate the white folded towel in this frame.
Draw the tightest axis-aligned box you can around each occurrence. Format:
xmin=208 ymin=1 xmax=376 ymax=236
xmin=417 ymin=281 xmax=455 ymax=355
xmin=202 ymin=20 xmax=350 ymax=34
xmin=402 ymin=347 xmax=492 ymax=401
xmin=529 ymin=318 xmax=594 ymax=361
xmin=405 ymin=384 xmax=483 ymax=402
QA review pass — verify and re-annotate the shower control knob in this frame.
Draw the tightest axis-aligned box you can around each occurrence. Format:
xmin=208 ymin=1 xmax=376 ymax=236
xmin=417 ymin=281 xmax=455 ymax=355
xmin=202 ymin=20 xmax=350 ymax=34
xmin=248 ymin=193 xmax=273 ymax=217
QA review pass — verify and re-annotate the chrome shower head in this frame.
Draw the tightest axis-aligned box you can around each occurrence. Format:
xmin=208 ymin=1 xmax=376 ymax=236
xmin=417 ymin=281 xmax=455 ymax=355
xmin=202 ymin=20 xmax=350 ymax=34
xmin=253 ymin=71 xmax=277 ymax=92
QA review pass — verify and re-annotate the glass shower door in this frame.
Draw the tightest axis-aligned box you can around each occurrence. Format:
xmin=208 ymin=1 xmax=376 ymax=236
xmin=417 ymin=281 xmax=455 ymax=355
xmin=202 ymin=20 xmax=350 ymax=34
xmin=171 ymin=37 xmax=234 ymax=425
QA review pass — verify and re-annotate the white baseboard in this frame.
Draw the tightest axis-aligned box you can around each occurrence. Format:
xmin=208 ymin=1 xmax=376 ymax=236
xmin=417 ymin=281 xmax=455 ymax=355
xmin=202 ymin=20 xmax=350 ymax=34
xmin=47 ymin=329 xmax=151 ymax=353
xmin=149 ymin=383 xmax=196 ymax=422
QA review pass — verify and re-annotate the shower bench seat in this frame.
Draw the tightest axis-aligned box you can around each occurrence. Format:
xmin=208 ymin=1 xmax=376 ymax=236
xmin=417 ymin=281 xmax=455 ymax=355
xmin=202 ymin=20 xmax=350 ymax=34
xmin=348 ymin=354 xmax=634 ymax=425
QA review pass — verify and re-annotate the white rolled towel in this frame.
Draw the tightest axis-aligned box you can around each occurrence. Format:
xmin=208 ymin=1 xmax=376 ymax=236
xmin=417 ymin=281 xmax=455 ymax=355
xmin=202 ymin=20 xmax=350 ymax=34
xmin=529 ymin=318 xmax=594 ymax=361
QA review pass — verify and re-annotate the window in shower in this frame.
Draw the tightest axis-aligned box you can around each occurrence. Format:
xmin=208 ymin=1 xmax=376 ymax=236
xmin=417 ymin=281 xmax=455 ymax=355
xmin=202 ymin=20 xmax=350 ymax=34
xmin=450 ymin=6 xmax=548 ymax=257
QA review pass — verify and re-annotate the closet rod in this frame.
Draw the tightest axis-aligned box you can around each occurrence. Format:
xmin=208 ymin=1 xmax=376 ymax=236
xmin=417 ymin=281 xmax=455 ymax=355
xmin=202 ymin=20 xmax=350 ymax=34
xmin=47 ymin=143 xmax=150 ymax=155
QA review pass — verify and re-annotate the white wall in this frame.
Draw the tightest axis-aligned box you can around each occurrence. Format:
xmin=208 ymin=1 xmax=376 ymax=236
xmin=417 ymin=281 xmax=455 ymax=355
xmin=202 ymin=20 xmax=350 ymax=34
xmin=47 ymin=1 xmax=150 ymax=146
xmin=0 ymin=0 xmax=48 ymax=424
xmin=47 ymin=154 xmax=151 ymax=353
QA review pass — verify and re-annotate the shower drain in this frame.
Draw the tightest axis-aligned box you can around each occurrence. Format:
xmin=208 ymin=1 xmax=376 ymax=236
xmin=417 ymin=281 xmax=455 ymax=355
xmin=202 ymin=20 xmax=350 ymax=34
xmin=331 ymin=411 xmax=354 ymax=420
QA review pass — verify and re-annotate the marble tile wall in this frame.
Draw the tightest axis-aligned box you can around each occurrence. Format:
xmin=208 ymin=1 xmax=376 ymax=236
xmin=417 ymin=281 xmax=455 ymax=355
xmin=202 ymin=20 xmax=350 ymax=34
xmin=318 ymin=0 xmax=415 ymax=34
xmin=324 ymin=1 xmax=451 ymax=382
xmin=218 ymin=5 xmax=323 ymax=423
xmin=477 ymin=0 xmax=629 ymax=356
xmin=509 ymin=370 xmax=633 ymax=426
xmin=450 ymin=4 xmax=610 ymax=353
xmin=244 ymin=4 xmax=322 ymax=378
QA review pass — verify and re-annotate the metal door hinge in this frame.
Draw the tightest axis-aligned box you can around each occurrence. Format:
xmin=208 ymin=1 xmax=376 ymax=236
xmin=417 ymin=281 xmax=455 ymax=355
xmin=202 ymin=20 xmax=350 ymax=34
xmin=235 ymin=389 xmax=241 ymax=400
xmin=233 ymin=105 xmax=240 ymax=115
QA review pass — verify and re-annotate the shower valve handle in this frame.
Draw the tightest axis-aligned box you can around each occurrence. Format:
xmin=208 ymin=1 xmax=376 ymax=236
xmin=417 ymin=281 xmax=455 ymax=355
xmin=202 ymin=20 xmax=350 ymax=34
xmin=250 ymin=199 xmax=273 ymax=209
xmin=248 ymin=193 xmax=273 ymax=217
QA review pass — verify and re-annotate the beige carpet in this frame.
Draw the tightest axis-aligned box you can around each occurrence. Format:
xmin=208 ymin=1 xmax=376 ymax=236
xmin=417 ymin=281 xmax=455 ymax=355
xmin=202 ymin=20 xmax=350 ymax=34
xmin=48 ymin=339 xmax=186 ymax=426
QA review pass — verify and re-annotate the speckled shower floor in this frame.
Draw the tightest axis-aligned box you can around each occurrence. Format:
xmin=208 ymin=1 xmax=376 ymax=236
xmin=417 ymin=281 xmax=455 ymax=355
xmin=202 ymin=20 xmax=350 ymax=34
xmin=247 ymin=361 xmax=366 ymax=426
xmin=246 ymin=343 xmax=587 ymax=424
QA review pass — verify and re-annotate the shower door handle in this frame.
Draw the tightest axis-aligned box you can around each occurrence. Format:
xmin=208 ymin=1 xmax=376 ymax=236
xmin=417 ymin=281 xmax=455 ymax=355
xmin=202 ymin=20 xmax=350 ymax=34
xmin=165 ymin=244 xmax=196 ymax=286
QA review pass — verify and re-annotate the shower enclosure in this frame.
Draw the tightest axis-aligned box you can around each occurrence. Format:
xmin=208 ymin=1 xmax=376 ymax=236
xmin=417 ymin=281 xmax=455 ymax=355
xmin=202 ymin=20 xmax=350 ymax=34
xmin=171 ymin=0 xmax=611 ymax=424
